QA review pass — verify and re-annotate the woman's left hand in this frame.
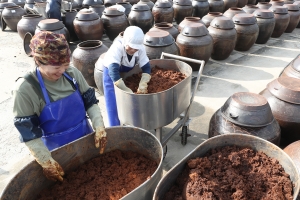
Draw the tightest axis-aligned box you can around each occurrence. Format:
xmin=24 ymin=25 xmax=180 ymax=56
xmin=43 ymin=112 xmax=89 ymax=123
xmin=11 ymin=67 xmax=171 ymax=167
xmin=95 ymin=126 xmax=107 ymax=154
xmin=137 ymin=73 xmax=151 ymax=94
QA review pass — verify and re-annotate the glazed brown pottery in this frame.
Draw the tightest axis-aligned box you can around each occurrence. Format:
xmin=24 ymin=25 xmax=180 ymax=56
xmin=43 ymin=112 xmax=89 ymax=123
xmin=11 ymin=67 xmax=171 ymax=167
xmin=173 ymin=0 xmax=193 ymax=24
xmin=237 ymin=0 xmax=248 ymax=8
xmin=0 ymin=2 xmax=16 ymax=30
xmin=143 ymin=30 xmax=179 ymax=59
xmin=284 ymin=4 xmax=300 ymax=33
xmin=137 ymin=0 xmax=154 ymax=10
xmin=294 ymin=1 xmax=300 ymax=27
xmin=8 ymin=0 xmax=25 ymax=8
xmin=33 ymin=2 xmax=47 ymax=18
xmin=257 ymin=2 xmax=272 ymax=9
xmin=116 ymin=2 xmax=132 ymax=16
xmin=223 ymin=0 xmax=238 ymax=12
xmin=2 ymin=5 xmax=25 ymax=31
xmin=223 ymin=7 xmax=246 ymax=19
xmin=74 ymin=9 xmax=103 ymax=41
xmin=72 ymin=40 xmax=108 ymax=87
xmin=101 ymin=7 xmax=129 ymax=41
xmin=208 ymin=16 xmax=237 ymax=60
xmin=17 ymin=14 xmax=44 ymax=39
xmin=126 ymin=0 xmax=139 ymax=5
xmin=178 ymin=16 xmax=205 ymax=32
xmin=191 ymin=0 xmax=209 ymax=19
xmin=270 ymin=6 xmax=290 ymax=37
xmin=242 ymin=4 xmax=259 ymax=13
xmin=208 ymin=0 xmax=224 ymax=12
xmin=128 ymin=4 xmax=153 ymax=33
xmin=82 ymin=0 xmax=103 ymax=8
xmin=62 ymin=9 xmax=79 ymax=42
xmin=176 ymin=23 xmax=213 ymax=70
xmin=253 ymin=9 xmax=275 ymax=44
xmin=201 ymin=12 xmax=223 ymax=27
xmin=233 ymin=13 xmax=259 ymax=51
xmin=152 ymin=0 xmax=174 ymax=23
xmin=260 ymin=76 xmax=300 ymax=146
xmin=283 ymin=140 xmax=300 ymax=172
xmin=149 ymin=22 xmax=179 ymax=39
xmin=270 ymin=0 xmax=284 ymax=7
xmin=247 ymin=0 xmax=256 ymax=4
xmin=280 ymin=55 xmax=300 ymax=79
xmin=104 ymin=0 xmax=121 ymax=6
xmin=35 ymin=19 xmax=70 ymax=43
xmin=89 ymin=4 xmax=105 ymax=17
xmin=209 ymin=92 xmax=281 ymax=145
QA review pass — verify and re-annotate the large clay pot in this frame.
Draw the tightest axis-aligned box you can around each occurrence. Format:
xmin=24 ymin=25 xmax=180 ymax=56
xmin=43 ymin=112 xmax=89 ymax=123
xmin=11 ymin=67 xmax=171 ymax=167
xmin=242 ymin=4 xmax=259 ymax=13
xmin=33 ymin=2 xmax=46 ymax=18
xmin=191 ymin=0 xmax=209 ymax=19
xmin=209 ymin=92 xmax=281 ymax=145
xmin=247 ymin=0 xmax=256 ymax=4
xmin=237 ymin=0 xmax=248 ymax=7
xmin=208 ymin=16 xmax=237 ymax=60
xmin=294 ymin=1 xmax=300 ymax=27
xmin=126 ymin=0 xmax=139 ymax=5
xmin=104 ymin=0 xmax=121 ymax=6
xmin=260 ymin=77 xmax=300 ymax=146
xmin=223 ymin=0 xmax=238 ymax=12
xmin=208 ymin=0 xmax=224 ymax=12
xmin=223 ymin=7 xmax=246 ymax=18
xmin=270 ymin=0 xmax=284 ymax=6
xmin=149 ymin=22 xmax=179 ymax=39
xmin=0 ymin=2 xmax=16 ymax=30
xmin=152 ymin=0 xmax=174 ymax=23
xmin=178 ymin=16 xmax=205 ymax=32
xmin=284 ymin=141 xmax=300 ymax=173
xmin=143 ymin=30 xmax=179 ymax=59
xmin=116 ymin=2 xmax=132 ymax=16
xmin=270 ymin=6 xmax=290 ymax=37
xmin=35 ymin=19 xmax=70 ymax=43
xmin=72 ymin=40 xmax=108 ymax=87
xmin=8 ymin=0 xmax=25 ymax=8
xmin=257 ymin=2 xmax=272 ymax=9
xmin=280 ymin=55 xmax=300 ymax=79
xmin=2 ymin=5 xmax=25 ymax=31
xmin=89 ymin=4 xmax=105 ymax=17
xmin=202 ymin=11 xmax=223 ymax=27
xmin=176 ymin=23 xmax=213 ymax=70
xmin=17 ymin=14 xmax=44 ymax=38
xmin=24 ymin=0 xmax=42 ymax=13
xmin=137 ymin=0 xmax=154 ymax=10
xmin=173 ymin=0 xmax=193 ymax=24
xmin=128 ymin=4 xmax=153 ymax=33
xmin=82 ymin=0 xmax=103 ymax=8
xmin=74 ymin=0 xmax=84 ymax=7
xmin=101 ymin=7 xmax=129 ymax=41
xmin=62 ymin=9 xmax=78 ymax=42
xmin=74 ymin=9 xmax=103 ymax=41
xmin=233 ymin=13 xmax=259 ymax=51
xmin=253 ymin=9 xmax=275 ymax=44
xmin=284 ymin=4 xmax=300 ymax=32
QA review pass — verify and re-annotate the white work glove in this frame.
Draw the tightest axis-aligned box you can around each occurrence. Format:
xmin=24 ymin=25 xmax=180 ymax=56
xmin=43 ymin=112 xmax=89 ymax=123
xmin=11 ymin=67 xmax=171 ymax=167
xmin=137 ymin=73 xmax=151 ymax=94
xmin=114 ymin=78 xmax=133 ymax=93
xmin=95 ymin=126 xmax=107 ymax=154
xmin=25 ymin=138 xmax=64 ymax=182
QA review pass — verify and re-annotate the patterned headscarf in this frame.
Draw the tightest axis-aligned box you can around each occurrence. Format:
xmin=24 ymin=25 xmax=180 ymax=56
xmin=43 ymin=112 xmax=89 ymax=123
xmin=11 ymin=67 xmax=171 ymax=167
xmin=30 ymin=31 xmax=70 ymax=66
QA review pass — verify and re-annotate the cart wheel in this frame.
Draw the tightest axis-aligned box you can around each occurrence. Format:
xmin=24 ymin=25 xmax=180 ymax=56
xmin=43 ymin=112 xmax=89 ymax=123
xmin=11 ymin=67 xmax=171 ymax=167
xmin=163 ymin=145 xmax=167 ymax=160
xmin=181 ymin=126 xmax=188 ymax=145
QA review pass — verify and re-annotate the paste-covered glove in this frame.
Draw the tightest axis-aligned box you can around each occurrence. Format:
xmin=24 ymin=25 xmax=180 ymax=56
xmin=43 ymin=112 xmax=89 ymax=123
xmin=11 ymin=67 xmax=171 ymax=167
xmin=114 ymin=78 xmax=133 ymax=93
xmin=95 ymin=126 xmax=107 ymax=154
xmin=137 ymin=73 xmax=151 ymax=94
xmin=25 ymin=138 xmax=64 ymax=182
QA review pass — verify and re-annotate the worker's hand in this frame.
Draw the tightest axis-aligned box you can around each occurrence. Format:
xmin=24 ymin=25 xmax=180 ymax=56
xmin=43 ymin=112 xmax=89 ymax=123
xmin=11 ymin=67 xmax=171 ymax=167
xmin=25 ymin=138 xmax=64 ymax=182
xmin=114 ymin=78 xmax=133 ymax=93
xmin=95 ymin=126 xmax=107 ymax=154
xmin=137 ymin=73 xmax=151 ymax=94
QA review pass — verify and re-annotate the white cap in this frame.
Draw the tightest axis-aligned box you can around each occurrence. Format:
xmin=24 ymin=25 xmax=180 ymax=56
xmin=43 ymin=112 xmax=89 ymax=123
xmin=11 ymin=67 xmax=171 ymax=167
xmin=122 ymin=26 xmax=144 ymax=50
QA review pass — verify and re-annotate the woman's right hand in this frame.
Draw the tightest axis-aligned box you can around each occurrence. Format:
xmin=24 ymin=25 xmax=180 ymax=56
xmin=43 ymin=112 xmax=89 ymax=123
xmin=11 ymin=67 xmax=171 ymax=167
xmin=114 ymin=78 xmax=133 ymax=93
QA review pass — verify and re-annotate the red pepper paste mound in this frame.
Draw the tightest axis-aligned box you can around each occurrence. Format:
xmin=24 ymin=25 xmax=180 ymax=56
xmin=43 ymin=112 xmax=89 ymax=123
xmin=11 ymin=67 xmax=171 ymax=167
xmin=124 ymin=66 xmax=186 ymax=94
xmin=164 ymin=146 xmax=294 ymax=200
xmin=37 ymin=150 xmax=158 ymax=200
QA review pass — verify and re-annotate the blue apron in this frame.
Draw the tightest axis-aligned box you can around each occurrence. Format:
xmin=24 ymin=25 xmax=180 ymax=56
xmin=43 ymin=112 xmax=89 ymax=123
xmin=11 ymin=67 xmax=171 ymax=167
xmin=36 ymin=68 xmax=93 ymax=151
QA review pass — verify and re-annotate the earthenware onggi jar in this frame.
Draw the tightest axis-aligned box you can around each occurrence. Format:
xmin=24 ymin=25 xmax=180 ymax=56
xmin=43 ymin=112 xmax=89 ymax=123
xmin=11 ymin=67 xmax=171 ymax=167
xmin=257 ymin=2 xmax=272 ymax=9
xmin=247 ymin=0 xmax=255 ymax=5
xmin=223 ymin=7 xmax=246 ymax=19
xmin=233 ymin=13 xmax=259 ymax=51
xmin=62 ymin=9 xmax=78 ymax=42
xmin=2 ymin=5 xmax=25 ymax=31
xmin=202 ymin=12 xmax=223 ymax=27
xmin=74 ymin=0 xmax=84 ymax=8
xmin=280 ymin=55 xmax=300 ymax=79
xmin=207 ymin=16 xmax=237 ymax=60
xmin=8 ymin=0 xmax=25 ymax=8
xmin=178 ymin=16 xmax=205 ymax=32
xmin=284 ymin=4 xmax=300 ymax=33
xmin=17 ymin=14 xmax=44 ymax=39
xmin=126 ymin=0 xmax=139 ymax=5
xmin=176 ymin=23 xmax=213 ymax=70
xmin=0 ymin=2 xmax=16 ymax=30
xmin=128 ymin=4 xmax=153 ymax=33
xmin=271 ymin=6 xmax=290 ymax=37
xmin=223 ymin=0 xmax=238 ymax=12
xmin=242 ymin=4 xmax=259 ymax=13
xmin=209 ymin=92 xmax=281 ymax=145
xmin=260 ymin=77 xmax=300 ymax=146
xmin=32 ymin=2 xmax=47 ymax=18
xmin=237 ymin=0 xmax=248 ymax=8
xmin=82 ymin=0 xmax=103 ymax=8
xmin=116 ymin=2 xmax=132 ymax=16
xmin=173 ymin=0 xmax=193 ymax=24
xmin=143 ymin=30 xmax=179 ymax=59
xmin=253 ymin=9 xmax=275 ymax=44
xmin=72 ymin=40 xmax=108 ymax=87
xmin=208 ymin=0 xmax=224 ymax=12
xmin=89 ymin=4 xmax=105 ymax=17
xmin=74 ymin=9 xmax=103 ymax=41
xmin=283 ymin=141 xmax=300 ymax=173
xmin=24 ymin=0 xmax=42 ymax=13
xmin=104 ymin=0 xmax=122 ymax=6
xmin=270 ymin=0 xmax=284 ymax=7
xmin=152 ymin=0 xmax=174 ymax=23
xmin=293 ymin=1 xmax=300 ymax=27
xmin=191 ymin=0 xmax=209 ymax=19
xmin=137 ymin=0 xmax=154 ymax=10
xmin=101 ymin=7 xmax=129 ymax=41
xmin=149 ymin=22 xmax=179 ymax=39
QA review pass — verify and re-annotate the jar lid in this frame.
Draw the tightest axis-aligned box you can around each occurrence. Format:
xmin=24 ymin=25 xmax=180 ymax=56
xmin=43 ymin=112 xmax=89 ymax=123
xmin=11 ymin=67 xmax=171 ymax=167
xmin=23 ymin=32 xmax=33 ymax=57
xmin=103 ymin=7 xmax=124 ymax=15
xmin=173 ymin=0 xmax=192 ymax=6
xmin=233 ymin=13 xmax=257 ymax=24
xmin=76 ymin=9 xmax=99 ymax=20
xmin=291 ymin=55 xmax=300 ymax=71
xmin=143 ymin=30 xmax=174 ymax=46
xmin=37 ymin=19 xmax=65 ymax=31
xmin=253 ymin=9 xmax=274 ymax=19
xmin=210 ymin=16 xmax=235 ymax=29
xmin=267 ymin=76 xmax=300 ymax=104
xmin=284 ymin=3 xmax=299 ymax=11
xmin=181 ymin=23 xmax=208 ymax=37
xmin=82 ymin=0 xmax=103 ymax=6
xmin=223 ymin=7 xmax=246 ymax=19
xmin=221 ymin=92 xmax=274 ymax=127
xmin=132 ymin=4 xmax=150 ymax=11
xmin=271 ymin=6 xmax=288 ymax=13
xmin=0 ymin=2 xmax=16 ymax=9
xmin=154 ymin=0 xmax=171 ymax=8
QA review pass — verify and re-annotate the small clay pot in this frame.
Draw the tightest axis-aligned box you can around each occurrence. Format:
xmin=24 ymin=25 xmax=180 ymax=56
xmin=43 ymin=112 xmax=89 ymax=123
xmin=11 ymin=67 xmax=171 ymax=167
xmin=62 ymin=9 xmax=79 ymax=42
xmin=242 ymin=4 xmax=259 ymax=13
xmin=173 ymin=0 xmax=193 ymax=24
xmin=116 ymin=2 xmax=132 ymax=16
xmin=224 ymin=7 xmax=246 ymax=19
xmin=137 ymin=0 xmax=154 ymax=10
xmin=82 ymin=0 xmax=103 ymax=8
xmin=89 ymin=4 xmax=105 ymax=17
xmin=208 ymin=0 xmax=224 ymax=12
xmin=233 ymin=13 xmax=259 ymax=51
xmin=178 ymin=16 xmax=205 ymax=32
xmin=128 ymin=4 xmax=153 ymax=33
xmin=257 ymin=2 xmax=272 ymax=9
xmin=33 ymin=2 xmax=47 ymax=18
xmin=17 ymin=14 xmax=44 ymax=39
xmin=191 ymin=0 xmax=209 ymax=19
xmin=284 ymin=4 xmax=300 ymax=33
xmin=152 ymin=0 xmax=174 ymax=23
xmin=253 ymin=9 xmax=275 ymax=44
xmin=2 ymin=5 xmax=26 ymax=31
xmin=149 ymin=22 xmax=179 ymax=39
xmin=270 ymin=6 xmax=290 ymax=37
xmin=223 ymin=0 xmax=238 ymax=12
xmin=202 ymin=12 xmax=223 ymax=27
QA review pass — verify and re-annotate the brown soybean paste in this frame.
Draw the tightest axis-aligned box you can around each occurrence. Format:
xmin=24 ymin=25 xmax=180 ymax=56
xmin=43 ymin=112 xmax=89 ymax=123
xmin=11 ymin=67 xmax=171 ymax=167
xmin=164 ymin=146 xmax=293 ymax=200
xmin=38 ymin=150 xmax=158 ymax=200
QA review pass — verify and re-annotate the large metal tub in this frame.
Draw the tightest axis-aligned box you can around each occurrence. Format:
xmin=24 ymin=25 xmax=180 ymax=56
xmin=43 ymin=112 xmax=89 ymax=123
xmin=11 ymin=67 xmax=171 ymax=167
xmin=115 ymin=59 xmax=192 ymax=130
xmin=1 ymin=127 xmax=163 ymax=200
xmin=153 ymin=134 xmax=300 ymax=200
